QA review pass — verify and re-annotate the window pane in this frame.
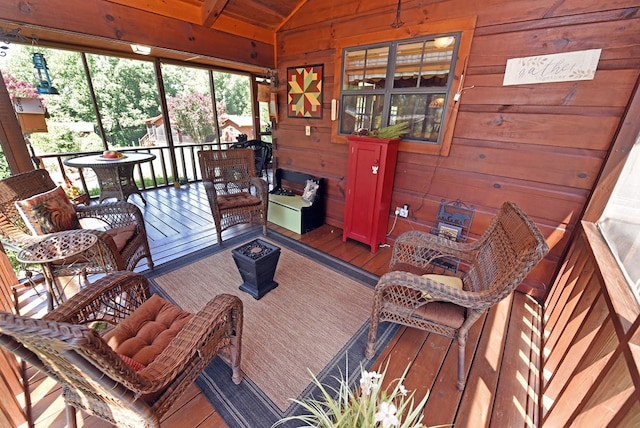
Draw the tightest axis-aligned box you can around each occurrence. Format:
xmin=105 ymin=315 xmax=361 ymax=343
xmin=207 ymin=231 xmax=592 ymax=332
xmin=389 ymin=93 xmax=446 ymax=142
xmin=213 ymin=71 xmax=253 ymax=145
xmin=340 ymin=94 xmax=385 ymax=134
xmin=598 ymin=132 xmax=640 ymax=296
xmin=162 ymin=63 xmax=217 ymax=145
xmin=344 ymin=47 xmax=389 ymax=90
xmin=87 ymin=54 xmax=161 ymax=147
xmin=394 ymin=37 xmax=455 ymax=88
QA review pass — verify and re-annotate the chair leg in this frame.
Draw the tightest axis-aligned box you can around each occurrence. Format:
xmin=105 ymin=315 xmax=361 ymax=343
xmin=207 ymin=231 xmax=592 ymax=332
xmin=457 ymin=334 xmax=466 ymax=391
xmin=365 ymin=315 xmax=380 ymax=359
xmin=65 ymin=404 xmax=78 ymax=428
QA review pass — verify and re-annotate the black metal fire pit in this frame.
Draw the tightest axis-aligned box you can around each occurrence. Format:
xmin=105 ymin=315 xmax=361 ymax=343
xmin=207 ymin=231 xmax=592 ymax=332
xmin=231 ymin=239 xmax=281 ymax=299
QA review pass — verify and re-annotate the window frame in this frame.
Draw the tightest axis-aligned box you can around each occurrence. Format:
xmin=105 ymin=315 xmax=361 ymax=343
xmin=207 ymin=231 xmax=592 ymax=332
xmin=331 ymin=16 xmax=476 ymax=156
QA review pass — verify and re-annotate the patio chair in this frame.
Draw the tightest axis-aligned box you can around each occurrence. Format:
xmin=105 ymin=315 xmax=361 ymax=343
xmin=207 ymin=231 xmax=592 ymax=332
xmin=198 ymin=149 xmax=268 ymax=244
xmin=365 ymin=201 xmax=548 ymax=390
xmin=0 ymin=169 xmax=153 ymax=284
xmin=0 ymin=271 xmax=243 ymax=428
xmin=230 ymin=139 xmax=273 ymax=179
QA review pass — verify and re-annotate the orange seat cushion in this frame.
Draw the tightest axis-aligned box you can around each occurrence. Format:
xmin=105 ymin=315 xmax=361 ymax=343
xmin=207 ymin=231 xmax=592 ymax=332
xmin=105 ymin=224 xmax=137 ymax=251
xmin=104 ymin=294 xmax=193 ymax=366
xmin=217 ymin=192 xmax=262 ymax=210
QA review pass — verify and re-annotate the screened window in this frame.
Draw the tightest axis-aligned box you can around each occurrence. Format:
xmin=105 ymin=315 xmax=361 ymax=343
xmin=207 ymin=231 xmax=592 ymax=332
xmin=598 ymin=132 xmax=640 ymax=299
xmin=339 ymin=34 xmax=458 ymax=143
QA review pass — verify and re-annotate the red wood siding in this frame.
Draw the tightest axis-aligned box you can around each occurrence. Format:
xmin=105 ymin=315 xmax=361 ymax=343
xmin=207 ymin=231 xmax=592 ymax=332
xmin=272 ymin=0 xmax=640 ymax=298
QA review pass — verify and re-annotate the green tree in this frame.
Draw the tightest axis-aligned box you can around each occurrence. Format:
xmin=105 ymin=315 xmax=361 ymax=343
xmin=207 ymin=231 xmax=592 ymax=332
xmin=213 ymin=72 xmax=251 ymax=116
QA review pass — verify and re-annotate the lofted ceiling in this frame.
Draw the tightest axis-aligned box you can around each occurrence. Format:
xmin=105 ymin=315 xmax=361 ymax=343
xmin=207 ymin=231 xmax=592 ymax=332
xmin=0 ymin=0 xmax=308 ymax=73
xmin=106 ymin=0 xmax=307 ymax=44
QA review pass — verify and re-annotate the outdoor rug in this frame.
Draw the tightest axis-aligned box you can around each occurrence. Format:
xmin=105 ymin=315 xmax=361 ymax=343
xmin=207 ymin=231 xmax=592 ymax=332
xmin=146 ymin=229 xmax=398 ymax=427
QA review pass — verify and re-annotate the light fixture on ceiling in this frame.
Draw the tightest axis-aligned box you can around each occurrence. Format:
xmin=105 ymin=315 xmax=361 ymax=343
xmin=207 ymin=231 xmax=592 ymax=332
xmin=32 ymin=52 xmax=59 ymax=95
xmin=433 ymin=36 xmax=455 ymax=49
xmin=131 ymin=44 xmax=151 ymax=55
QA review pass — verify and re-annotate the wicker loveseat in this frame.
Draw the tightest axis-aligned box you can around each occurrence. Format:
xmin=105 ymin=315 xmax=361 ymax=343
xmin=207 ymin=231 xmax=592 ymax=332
xmin=0 ymin=271 xmax=243 ymax=428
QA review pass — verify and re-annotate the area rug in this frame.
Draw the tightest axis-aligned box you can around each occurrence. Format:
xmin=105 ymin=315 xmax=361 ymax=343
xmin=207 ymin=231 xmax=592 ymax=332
xmin=146 ymin=229 xmax=398 ymax=427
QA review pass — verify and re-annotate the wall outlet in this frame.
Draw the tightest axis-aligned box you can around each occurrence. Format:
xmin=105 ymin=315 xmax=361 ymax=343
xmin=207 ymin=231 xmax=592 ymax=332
xmin=396 ymin=205 xmax=409 ymax=218
xmin=305 ymin=125 xmax=311 ymax=136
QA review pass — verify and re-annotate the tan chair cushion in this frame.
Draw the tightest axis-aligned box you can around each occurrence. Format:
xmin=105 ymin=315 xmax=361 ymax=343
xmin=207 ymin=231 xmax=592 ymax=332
xmin=414 ymin=274 xmax=465 ymax=330
xmin=105 ymin=224 xmax=137 ymax=251
xmin=104 ymin=294 xmax=193 ymax=366
xmin=420 ymin=274 xmax=463 ymax=299
xmin=217 ymin=192 xmax=261 ymax=210
xmin=15 ymin=186 xmax=80 ymax=234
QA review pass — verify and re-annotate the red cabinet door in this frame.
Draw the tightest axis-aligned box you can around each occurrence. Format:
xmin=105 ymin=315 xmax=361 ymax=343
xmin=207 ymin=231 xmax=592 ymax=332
xmin=343 ymin=136 xmax=399 ymax=253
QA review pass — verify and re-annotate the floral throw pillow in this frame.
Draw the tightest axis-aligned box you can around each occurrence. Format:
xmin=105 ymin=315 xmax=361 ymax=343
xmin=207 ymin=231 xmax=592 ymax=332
xmin=15 ymin=186 xmax=81 ymax=235
xmin=301 ymin=179 xmax=319 ymax=205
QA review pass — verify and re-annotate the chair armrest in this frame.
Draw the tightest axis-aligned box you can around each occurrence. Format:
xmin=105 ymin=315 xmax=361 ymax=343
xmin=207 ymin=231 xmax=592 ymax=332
xmin=391 ymin=230 xmax=475 ymax=270
xmin=76 ymin=201 xmax=146 ymax=230
xmin=375 ymin=270 xmax=493 ymax=310
xmin=250 ymin=177 xmax=268 ymax=201
xmin=138 ymin=294 xmax=243 ymax=391
xmin=44 ymin=271 xmax=150 ymax=324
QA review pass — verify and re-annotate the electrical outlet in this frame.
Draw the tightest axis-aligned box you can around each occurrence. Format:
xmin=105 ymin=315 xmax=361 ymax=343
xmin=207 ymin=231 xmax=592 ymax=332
xmin=305 ymin=125 xmax=311 ymax=136
xmin=395 ymin=206 xmax=409 ymax=218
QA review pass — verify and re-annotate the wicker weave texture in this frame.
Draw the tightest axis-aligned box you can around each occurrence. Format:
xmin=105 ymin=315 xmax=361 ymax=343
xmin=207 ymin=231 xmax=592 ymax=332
xmin=198 ymin=149 xmax=268 ymax=244
xmin=366 ymin=201 xmax=549 ymax=390
xmin=0 ymin=170 xmax=153 ymax=281
xmin=0 ymin=271 xmax=243 ymax=428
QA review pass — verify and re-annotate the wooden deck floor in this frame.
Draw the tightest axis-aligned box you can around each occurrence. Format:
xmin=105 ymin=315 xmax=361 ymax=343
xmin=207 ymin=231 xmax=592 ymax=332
xmin=19 ymin=183 xmax=542 ymax=428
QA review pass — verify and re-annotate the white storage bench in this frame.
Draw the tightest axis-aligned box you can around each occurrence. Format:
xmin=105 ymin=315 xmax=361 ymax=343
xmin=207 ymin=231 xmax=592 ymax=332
xmin=267 ymin=169 xmax=324 ymax=234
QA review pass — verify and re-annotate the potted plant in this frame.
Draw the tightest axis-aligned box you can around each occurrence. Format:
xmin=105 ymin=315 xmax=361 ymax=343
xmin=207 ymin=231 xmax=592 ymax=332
xmin=274 ymin=362 xmax=432 ymax=428
xmin=352 ymin=122 xmax=410 ymax=140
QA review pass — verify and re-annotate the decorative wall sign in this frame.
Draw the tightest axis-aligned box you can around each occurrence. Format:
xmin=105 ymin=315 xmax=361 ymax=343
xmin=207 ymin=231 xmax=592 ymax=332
xmin=287 ymin=64 xmax=323 ymax=118
xmin=503 ymin=49 xmax=601 ymax=86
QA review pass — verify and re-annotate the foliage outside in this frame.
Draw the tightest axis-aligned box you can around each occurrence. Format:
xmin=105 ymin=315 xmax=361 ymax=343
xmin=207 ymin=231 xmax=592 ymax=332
xmin=274 ymin=362 xmax=435 ymax=428
xmin=0 ymin=45 xmax=253 ymax=170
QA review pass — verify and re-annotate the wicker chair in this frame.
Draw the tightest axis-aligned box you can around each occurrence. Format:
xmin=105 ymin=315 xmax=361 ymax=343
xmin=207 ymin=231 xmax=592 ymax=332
xmin=0 ymin=271 xmax=243 ymax=428
xmin=198 ymin=149 xmax=268 ymax=244
xmin=0 ymin=169 xmax=153 ymax=278
xmin=365 ymin=201 xmax=548 ymax=390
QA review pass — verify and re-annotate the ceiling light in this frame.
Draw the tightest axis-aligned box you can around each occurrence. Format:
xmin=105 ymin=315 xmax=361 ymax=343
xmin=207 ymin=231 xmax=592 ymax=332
xmin=130 ymin=44 xmax=151 ymax=55
xmin=433 ymin=36 xmax=455 ymax=49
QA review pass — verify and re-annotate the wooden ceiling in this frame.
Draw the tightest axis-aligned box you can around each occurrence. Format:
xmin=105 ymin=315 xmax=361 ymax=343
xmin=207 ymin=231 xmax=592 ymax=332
xmin=107 ymin=0 xmax=307 ymax=43
xmin=0 ymin=0 xmax=305 ymax=72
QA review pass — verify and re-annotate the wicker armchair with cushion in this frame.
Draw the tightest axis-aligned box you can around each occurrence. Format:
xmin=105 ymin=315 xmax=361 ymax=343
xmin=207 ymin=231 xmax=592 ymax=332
xmin=198 ymin=149 xmax=268 ymax=244
xmin=0 ymin=271 xmax=243 ymax=428
xmin=365 ymin=201 xmax=548 ymax=390
xmin=0 ymin=169 xmax=153 ymax=279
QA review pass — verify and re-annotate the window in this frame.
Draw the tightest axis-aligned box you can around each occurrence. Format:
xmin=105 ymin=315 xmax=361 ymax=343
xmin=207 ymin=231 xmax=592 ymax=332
xmin=339 ymin=34 xmax=458 ymax=143
xmin=598 ymin=131 xmax=640 ymax=299
xmin=331 ymin=17 xmax=476 ymax=155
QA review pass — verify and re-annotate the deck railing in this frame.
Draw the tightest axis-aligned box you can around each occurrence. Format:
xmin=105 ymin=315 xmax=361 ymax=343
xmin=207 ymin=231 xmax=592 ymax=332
xmin=35 ymin=143 xmax=224 ymax=199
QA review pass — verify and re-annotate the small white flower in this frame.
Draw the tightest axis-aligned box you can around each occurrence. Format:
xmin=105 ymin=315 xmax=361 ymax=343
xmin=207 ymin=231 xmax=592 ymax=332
xmin=375 ymin=401 xmax=399 ymax=428
xmin=397 ymin=383 xmax=408 ymax=396
xmin=360 ymin=370 xmax=381 ymax=397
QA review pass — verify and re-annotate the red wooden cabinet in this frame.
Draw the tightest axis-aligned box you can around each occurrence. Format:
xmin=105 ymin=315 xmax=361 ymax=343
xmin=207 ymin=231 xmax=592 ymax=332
xmin=342 ymin=136 xmax=399 ymax=253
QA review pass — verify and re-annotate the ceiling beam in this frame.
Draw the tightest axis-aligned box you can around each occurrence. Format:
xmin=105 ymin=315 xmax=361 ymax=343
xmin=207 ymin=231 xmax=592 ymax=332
xmin=202 ymin=0 xmax=230 ymax=28
xmin=0 ymin=0 xmax=274 ymax=68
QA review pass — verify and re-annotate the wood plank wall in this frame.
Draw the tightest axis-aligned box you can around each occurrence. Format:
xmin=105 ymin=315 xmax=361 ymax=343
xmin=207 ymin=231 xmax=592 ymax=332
xmin=541 ymin=223 xmax=640 ymax=426
xmin=272 ymin=0 xmax=640 ymax=298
